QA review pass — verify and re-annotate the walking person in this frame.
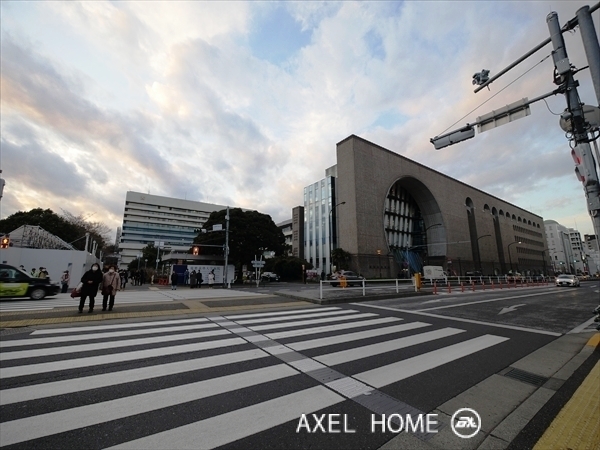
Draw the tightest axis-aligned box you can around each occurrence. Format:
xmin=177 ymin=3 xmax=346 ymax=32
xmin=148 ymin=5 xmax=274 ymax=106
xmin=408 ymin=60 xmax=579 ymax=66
xmin=184 ymin=269 xmax=190 ymax=286
xmin=208 ymin=270 xmax=215 ymax=288
xmin=60 ymin=270 xmax=70 ymax=293
xmin=190 ymin=270 xmax=197 ymax=289
xmin=170 ymin=270 xmax=178 ymax=290
xmin=196 ymin=270 xmax=203 ymax=288
xmin=102 ymin=266 xmax=120 ymax=311
xmin=79 ymin=263 xmax=103 ymax=314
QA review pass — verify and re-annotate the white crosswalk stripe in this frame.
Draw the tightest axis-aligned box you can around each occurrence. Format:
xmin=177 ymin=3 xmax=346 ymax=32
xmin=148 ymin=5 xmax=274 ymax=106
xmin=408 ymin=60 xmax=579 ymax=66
xmin=0 ymin=306 xmax=510 ymax=448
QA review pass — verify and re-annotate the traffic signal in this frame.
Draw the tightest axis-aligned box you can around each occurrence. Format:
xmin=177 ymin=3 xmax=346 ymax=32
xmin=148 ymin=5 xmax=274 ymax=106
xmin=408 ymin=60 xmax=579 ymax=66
xmin=192 ymin=246 xmax=200 ymax=255
xmin=571 ymin=145 xmax=599 ymax=186
xmin=1 ymin=236 xmax=10 ymax=249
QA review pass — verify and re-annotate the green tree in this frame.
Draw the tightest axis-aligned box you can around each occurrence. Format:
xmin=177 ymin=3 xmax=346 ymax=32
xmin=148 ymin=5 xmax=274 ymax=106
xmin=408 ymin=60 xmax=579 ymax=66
xmin=126 ymin=243 xmax=159 ymax=272
xmin=264 ymin=256 xmax=312 ymax=281
xmin=331 ymin=248 xmax=352 ymax=271
xmin=194 ymin=208 xmax=285 ymax=269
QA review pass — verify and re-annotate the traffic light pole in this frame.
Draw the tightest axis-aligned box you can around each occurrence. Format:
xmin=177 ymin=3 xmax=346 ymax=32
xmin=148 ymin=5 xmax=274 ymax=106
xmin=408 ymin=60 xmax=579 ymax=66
xmin=547 ymin=11 xmax=600 ymax=241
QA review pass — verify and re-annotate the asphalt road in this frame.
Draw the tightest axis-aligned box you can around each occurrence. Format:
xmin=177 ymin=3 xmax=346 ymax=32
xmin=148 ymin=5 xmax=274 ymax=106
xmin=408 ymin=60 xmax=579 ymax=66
xmin=3 ymin=283 xmax=595 ymax=450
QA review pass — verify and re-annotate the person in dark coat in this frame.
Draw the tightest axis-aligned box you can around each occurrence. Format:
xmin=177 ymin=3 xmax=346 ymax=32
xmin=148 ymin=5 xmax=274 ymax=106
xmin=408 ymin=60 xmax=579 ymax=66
xmin=170 ymin=271 xmax=178 ymax=290
xmin=196 ymin=271 xmax=203 ymax=288
xmin=79 ymin=263 xmax=103 ymax=313
xmin=190 ymin=270 xmax=197 ymax=289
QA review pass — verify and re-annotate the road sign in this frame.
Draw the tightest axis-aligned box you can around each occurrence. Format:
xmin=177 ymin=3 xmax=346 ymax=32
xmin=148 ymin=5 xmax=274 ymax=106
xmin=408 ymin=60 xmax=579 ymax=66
xmin=251 ymin=260 xmax=265 ymax=267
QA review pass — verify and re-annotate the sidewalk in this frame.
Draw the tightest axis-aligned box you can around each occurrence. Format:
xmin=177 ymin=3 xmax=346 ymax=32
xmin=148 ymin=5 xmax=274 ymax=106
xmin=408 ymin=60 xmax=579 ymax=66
xmin=1 ymin=286 xmax=598 ymax=450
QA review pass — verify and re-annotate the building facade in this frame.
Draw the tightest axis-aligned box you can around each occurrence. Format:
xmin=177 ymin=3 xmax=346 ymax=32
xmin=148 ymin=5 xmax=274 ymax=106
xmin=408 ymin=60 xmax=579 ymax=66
xmin=277 ymin=219 xmax=293 ymax=256
xmin=118 ymin=191 xmax=228 ymax=269
xmin=545 ymin=219 xmax=597 ymax=274
xmin=305 ymin=135 xmax=549 ymax=278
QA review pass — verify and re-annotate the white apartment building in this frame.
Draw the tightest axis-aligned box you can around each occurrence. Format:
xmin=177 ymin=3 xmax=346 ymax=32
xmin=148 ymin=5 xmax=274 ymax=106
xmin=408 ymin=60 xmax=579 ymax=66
xmin=119 ymin=191 xmax=228 ymax=269
xmin=544 ymin=220 xmax=587 ymax=274
xmin=277 ymin=219 xmax=293 ymax=256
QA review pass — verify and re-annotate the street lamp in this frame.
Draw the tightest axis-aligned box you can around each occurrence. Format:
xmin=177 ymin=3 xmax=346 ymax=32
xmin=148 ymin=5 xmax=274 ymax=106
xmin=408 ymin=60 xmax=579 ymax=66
xmin=476 ymin=234 xmax=492 ymax=272
xmin=329 ymin=201 xmax=346 ymax=274
xmin=377 ymin=249 xmax=382 ymax=278
xmin=507 ymin=241 xmax=522 ymax=273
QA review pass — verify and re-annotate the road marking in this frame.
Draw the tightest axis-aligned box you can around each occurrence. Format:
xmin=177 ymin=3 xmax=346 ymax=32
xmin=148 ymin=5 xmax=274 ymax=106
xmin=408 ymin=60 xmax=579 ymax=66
xmin=106 ymin=386 xmax=344 ymax=450
xmin=0 ymin=348 xmax=269 ymax=406
xmin=31 ymin=317 xmax=210 ymax=335
xmin=287 ymin=322 xmax=431 ymax=351
xmin=0 ymin=329 xmax=230 ymax=361
xmin=415 ymin=291 xmax=551 ymax=311
xmin=224 ymin=306 xmax=339 ymax=319
xmin=354 ymin=303 xmax=562 ymax=336
xmin=265 ymin=316 xmax=401 ymax=340
xmin=0 ymin=337 xmax=246 ymax=379
xmin=0 ymin=364 xmax=298 ymax=447
xmin=498 ymin=304 xmax=526 ymax=315
xmin=248 ymin=312 xmax=377 ymax=332
xmin=315 ymin=328 xmax=466 ymax=366
xmin=567 ymin=316 xmax=599 ymax=334
xmin=234 ymin=309 xmax=357 ymax=325
xmin=1 ymin=322 xmax=220 ymax=348
xmin=354 ymin=334 xmax=509 ymax=388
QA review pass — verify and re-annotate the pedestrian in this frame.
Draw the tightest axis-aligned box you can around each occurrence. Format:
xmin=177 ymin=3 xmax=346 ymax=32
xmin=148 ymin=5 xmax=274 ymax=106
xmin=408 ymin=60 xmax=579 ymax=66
xmin=79 ymin=263 xmax=103 ymax=313
xmin=184 ymin=269 xmax=190 ymax=285
xmin=19 ymin=265 xmax=25 ymax=271
xmin=30 ymin=268 xmax=37 ymax=277
xmin=120 ymin=270 xmax=128 ymax=290
xmin=170 ymin=270 xmax=178 ymax=290
xmin=208 ymin=270 xmax=215 ymax=288
xmin=38 ymin=267 xmax=47 ymax=279
xmin=190 ymin=270 xmax=197 ymax=288
xmin=101 ymin=265 xmax=121 ymax=311
xmin=60 ymin=270 xmax=70 ymax=293
xmin=320 ymin=270 xmax=325 ymax=281
xmin=196 ymin=270 xmax=203 ymax=288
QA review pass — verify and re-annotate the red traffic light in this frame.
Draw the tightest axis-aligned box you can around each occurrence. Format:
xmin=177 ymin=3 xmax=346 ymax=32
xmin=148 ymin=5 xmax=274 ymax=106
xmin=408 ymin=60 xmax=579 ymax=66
xmin=0 ymin=236 xmax=10 ymax=248
xmin=192 ymin=246 xmax=200 ymax=255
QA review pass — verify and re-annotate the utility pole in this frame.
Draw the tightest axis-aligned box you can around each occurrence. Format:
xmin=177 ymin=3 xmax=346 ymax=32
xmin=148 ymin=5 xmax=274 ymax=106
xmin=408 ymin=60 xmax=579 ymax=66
xmin=547 ymin=10 xmax=600 ymax=241
xmin=224 ymin=206 xmax=230 ymax=288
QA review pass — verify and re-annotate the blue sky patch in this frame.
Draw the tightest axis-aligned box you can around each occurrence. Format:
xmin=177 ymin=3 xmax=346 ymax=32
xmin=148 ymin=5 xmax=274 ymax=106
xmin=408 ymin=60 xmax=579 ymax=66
xmin=371 ymin=110 xmax=407 ymax=129
xmin=248 ymin=5 xmax=312 ymax=65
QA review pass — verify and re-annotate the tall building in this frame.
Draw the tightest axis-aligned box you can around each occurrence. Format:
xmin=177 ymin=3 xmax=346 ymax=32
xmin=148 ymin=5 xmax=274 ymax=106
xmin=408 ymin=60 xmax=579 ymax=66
xmin=277 ymin=206 xmax=305 ymax=260
xmin=305 ymin=135 xmax=549 ymax=277
xmin=543 ymin=220 xmax=589 ymax=274
xmin=119 ymin=191 xmax=228 ymax=269
xmin=304 ymin=166 xmax=337 ymax=274
xmin=583 ymin=234 xmax=599 ymax=275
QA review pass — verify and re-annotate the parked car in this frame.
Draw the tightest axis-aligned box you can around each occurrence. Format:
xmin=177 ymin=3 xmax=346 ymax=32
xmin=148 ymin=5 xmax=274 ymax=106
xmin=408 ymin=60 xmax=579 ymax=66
xmin=555 ymin=274 xmax=580 ymax=287
xmin=330 ymin=270 xmax=365 ymax=287
xmin=0 ymin=264 xmax=60 ymax=300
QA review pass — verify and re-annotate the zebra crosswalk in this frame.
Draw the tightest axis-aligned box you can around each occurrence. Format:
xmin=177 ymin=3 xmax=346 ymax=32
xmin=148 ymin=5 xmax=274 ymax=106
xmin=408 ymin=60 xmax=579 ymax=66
xmin=0 ymin=305 xmax=510 ymax=449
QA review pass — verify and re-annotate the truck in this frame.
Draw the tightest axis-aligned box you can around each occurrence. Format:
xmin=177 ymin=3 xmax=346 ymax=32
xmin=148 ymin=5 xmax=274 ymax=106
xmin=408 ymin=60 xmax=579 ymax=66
xmin=423 ymin=266 xmax=447 ymax=281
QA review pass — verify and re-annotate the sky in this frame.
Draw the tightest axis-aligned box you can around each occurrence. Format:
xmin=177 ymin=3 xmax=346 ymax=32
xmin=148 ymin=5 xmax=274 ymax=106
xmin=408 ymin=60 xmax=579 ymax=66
xmin=1 ymin=1 xmax=598 ymax=241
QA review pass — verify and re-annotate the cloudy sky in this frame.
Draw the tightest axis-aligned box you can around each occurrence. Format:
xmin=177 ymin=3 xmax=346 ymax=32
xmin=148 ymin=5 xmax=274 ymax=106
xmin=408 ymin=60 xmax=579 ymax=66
xmin=1 ymin=1 xmax=598 ymax=240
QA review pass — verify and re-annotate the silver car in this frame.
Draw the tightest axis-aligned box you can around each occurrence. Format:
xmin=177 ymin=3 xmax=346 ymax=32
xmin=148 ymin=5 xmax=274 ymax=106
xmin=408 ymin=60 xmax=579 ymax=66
xmin=555 ymin=274 xmax=580 ymax=287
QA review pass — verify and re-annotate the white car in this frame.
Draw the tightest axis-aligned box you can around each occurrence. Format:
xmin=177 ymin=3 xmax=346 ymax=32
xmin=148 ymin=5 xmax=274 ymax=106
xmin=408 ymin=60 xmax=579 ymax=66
xmin=555 ymin=274 xmax=580 ymax=287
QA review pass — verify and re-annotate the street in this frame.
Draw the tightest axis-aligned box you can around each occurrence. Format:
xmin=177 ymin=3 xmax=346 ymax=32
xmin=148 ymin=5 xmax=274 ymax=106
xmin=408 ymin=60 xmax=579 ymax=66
xmin=0 ymin=282 xmax=598 ymax=449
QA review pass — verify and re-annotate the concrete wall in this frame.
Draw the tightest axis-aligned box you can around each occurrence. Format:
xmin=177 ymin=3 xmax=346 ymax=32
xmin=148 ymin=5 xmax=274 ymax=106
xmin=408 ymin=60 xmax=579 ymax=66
xmin=335 ymin=135 xmax=548 ymax=277
xmin=0 ymin=248 xmax=100 ymax=288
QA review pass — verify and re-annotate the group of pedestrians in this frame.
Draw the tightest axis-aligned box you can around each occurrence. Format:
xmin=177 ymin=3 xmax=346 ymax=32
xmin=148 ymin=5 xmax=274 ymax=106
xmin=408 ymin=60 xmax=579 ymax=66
xmin=77 ymin=264 xmax=121 ymax=314
xmin=173 ymin=269 xmax=215 ymax=290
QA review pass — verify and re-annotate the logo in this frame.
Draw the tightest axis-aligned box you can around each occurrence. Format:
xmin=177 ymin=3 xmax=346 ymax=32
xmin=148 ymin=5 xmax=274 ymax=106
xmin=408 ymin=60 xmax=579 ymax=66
xmin=451 ymin=408 xmax=481 ymax=439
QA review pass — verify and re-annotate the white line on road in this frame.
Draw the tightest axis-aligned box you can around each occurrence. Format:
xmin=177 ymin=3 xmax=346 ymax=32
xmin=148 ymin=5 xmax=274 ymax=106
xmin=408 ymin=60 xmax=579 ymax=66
xmin=415 ymin=291 xmax=551 ymax=311
xmin=354 ymin=334 xmax=509 ymax=388
xmin=2 ymin=322 xmax=219 ymax=348
xmin=567 ymin=316 xmax=598 ymax=334
xmin=354 ymin=303 xmax=562 ymax=336
xmin=106 ymin=386 xmax=344 ymax=450
xmin=0 ymin=329 xmax=230 ymax=361
xmin=248 ymin=312 xmax=377 ymax=332
xmin=31 ymin=317 xmax=210 ymax=335
xmin=314 ymin=327 xmax=466 ymax=367
xmin=0 ymin=337 xmax=246 ymax=379
xmin=265 ymin=316 xmax=401 ymax=340
xmin=0 ymin=364 xmax=298 ymax=447
xmin=287 ymin=321 xmax=431 ymax=351
xmin=0 ymin=348 xmax=269 ymax=406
